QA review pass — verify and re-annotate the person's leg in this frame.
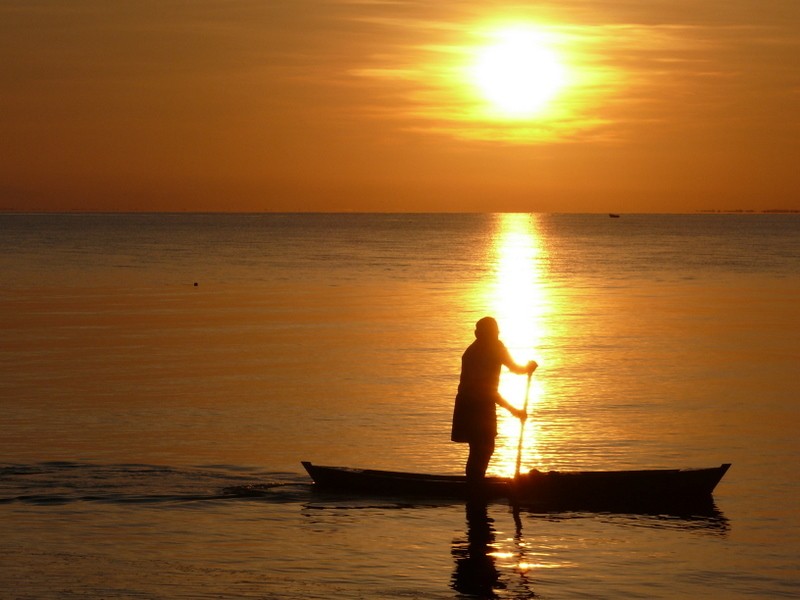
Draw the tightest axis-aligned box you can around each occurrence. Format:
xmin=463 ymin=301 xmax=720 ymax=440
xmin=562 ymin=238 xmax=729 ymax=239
xmin=466 ymin=439 xmax=495 ymax=483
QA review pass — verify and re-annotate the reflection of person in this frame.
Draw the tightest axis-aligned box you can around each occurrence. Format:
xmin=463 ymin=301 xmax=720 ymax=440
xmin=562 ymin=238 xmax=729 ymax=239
xmin=452 ymin=502 xmax=539 ymax=600
xmin=451 ymin=501 xmax=503 ymax=597
xmin=451 ymin=317 xmax=537 ymax=483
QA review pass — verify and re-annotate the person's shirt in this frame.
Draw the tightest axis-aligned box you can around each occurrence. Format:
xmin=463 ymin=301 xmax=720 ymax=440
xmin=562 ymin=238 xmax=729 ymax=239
xmin=457 ymin=337 xmax=512 ymax=399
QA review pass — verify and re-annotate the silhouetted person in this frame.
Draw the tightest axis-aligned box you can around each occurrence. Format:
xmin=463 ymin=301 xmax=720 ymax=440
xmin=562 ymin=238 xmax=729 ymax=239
xmin=451 ymin=317 xmax=537 ymax=484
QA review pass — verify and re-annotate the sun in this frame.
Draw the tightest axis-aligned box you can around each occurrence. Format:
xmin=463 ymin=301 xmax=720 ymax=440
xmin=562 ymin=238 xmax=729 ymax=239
xmin=471 ymin=26 xmax=567 ymax=118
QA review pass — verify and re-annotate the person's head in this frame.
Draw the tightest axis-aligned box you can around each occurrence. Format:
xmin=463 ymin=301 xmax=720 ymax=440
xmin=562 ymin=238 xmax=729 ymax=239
xmin=474 ymin=316 xmax=500 ymax=341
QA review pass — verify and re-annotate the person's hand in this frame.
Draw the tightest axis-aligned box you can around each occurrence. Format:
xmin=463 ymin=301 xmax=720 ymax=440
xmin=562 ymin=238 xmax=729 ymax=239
xmin=527 ymin=360 xmax=538 ymax=374
xmin=516 ymin=408 xmax=527 ymax=421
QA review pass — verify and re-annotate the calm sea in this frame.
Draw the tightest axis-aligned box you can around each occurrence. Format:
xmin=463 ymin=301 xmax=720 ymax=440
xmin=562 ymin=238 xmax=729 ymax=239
xmin=1 ymin=213 xmax=798 ymax=599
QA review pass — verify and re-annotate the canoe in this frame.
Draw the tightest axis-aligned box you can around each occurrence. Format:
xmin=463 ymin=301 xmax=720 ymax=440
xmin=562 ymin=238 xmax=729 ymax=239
xmin=302 ymin=461 xmax=730 ymax=511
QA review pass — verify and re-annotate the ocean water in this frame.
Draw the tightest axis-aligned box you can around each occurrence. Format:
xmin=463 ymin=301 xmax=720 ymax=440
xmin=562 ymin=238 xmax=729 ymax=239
xmin=0 ymin=212 xmax=798 ymax=599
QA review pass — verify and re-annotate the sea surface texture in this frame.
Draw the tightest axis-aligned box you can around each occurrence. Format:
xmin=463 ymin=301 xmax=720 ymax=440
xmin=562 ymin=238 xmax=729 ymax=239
xmin=1 ymin=213 xmax=798 ymax=599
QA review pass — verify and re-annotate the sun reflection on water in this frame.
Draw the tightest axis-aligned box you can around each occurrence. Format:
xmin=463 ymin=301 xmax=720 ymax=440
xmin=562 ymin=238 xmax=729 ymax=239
xmin=484 ymin=214 xmax=551 ymax=476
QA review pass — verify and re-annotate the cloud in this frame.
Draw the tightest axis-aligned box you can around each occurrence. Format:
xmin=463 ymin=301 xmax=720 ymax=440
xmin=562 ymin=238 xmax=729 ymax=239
xmin=332 ymin=2 xmax=800 ymax=145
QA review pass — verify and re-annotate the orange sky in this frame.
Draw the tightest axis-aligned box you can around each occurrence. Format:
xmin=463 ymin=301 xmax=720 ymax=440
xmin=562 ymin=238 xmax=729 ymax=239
xmin=1 ymin=1 xmax=799 ymax=212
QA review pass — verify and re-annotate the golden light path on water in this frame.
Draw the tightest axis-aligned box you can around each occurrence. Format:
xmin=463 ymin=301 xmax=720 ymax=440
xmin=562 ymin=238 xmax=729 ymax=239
xmin=485 ymin=214 xmax=551 ymax=477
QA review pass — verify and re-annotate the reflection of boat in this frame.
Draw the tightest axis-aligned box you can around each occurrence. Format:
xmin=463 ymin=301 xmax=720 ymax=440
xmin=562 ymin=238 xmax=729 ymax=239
xmin=302 ymin=462 xmax=730 ymax=511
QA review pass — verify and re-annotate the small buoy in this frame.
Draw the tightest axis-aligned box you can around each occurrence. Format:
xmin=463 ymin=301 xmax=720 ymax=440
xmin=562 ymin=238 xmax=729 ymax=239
xmin=193 ymin=282 xmax=198 ymax=287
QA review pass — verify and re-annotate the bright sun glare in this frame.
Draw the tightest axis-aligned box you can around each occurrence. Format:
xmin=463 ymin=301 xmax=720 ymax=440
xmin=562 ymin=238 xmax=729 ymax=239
xmin=486 ymin=214 xmax=551 ymax=476
xmin=472 ymin=26 xmax=567 ymax=118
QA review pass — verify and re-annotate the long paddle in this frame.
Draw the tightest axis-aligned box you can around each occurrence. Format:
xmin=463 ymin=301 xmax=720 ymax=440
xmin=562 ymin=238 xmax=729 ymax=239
xmin=514 ymin=370 xmax=534 ymax=480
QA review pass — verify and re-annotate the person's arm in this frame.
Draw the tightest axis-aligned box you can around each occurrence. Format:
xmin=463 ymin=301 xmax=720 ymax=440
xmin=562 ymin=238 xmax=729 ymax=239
xmin=497 ymin=345 xmax=537 ymax=420
xmin=501 ymin=344 xmax=538 ymax=375
xmin=495 ymin=394 xmax=527 ymax=420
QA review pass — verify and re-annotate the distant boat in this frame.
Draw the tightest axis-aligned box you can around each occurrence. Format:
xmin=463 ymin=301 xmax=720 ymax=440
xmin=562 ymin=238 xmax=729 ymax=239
xmin=609 ymin=213 xmax=621 ymax=218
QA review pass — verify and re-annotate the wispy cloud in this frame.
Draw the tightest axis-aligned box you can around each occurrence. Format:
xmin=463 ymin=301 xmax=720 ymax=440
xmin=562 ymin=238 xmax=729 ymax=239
xmin=332 ymin=1 xmax=800 ymax=144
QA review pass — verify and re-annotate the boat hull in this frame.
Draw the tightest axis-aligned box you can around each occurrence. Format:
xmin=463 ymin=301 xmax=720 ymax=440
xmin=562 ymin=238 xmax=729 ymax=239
xmin=302 ymin=461 xmax=730 ymax=511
